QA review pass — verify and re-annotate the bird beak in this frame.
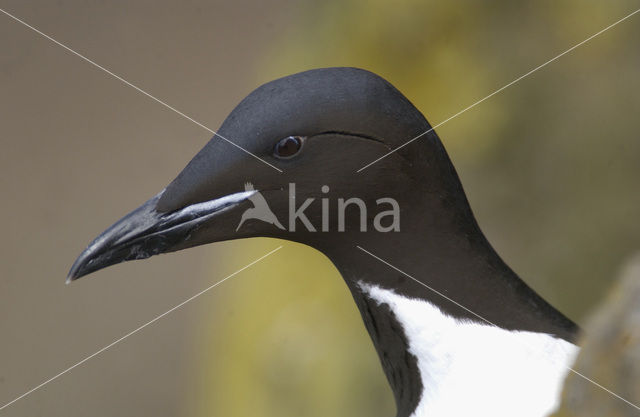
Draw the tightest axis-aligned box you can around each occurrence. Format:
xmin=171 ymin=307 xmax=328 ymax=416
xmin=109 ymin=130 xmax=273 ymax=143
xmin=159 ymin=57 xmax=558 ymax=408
xmin=67 ymin=188 xmax=255 ymax=283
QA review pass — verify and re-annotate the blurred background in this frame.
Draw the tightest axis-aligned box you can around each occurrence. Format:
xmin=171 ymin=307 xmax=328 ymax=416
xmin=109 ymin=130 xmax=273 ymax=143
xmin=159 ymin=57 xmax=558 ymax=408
xmin=1 ymin=1 xmax=639 ymax=416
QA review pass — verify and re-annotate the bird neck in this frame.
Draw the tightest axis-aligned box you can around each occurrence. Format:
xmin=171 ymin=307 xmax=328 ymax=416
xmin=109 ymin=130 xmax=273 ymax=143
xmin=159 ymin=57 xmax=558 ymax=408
xmin=309 ymin=166 xmax=578 ymax=416
xmin=313 ymin=175 xmax=578 ymax=338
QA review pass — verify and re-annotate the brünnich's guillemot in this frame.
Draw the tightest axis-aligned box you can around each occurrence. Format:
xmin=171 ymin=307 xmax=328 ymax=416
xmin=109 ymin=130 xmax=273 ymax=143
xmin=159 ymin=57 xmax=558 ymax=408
xmin=68 ymin=67 xmax=580 ymax=417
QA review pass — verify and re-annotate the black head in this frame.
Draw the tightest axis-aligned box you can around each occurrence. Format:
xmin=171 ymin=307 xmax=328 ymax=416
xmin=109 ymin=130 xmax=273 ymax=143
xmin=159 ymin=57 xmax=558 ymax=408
xmin=67 ymin=67 xmax=458 ymax=280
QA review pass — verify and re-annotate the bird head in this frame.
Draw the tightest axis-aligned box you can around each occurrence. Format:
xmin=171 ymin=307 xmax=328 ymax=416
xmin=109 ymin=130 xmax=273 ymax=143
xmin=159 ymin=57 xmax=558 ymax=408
xmin=68 ymin=67 xmax=455 ymax=281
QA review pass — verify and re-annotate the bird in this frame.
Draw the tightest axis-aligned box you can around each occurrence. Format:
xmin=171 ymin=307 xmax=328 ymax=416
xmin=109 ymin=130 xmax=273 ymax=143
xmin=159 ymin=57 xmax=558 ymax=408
xmin=68 ymin=67 xmax=580 ymax=417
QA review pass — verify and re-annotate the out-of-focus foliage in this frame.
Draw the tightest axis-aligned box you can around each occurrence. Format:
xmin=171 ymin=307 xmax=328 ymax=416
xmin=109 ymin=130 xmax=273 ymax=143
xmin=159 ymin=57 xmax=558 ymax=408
xmin=193 ymin=1 xmax=640 ymax=416
xmin=194 ymin=240 xmax=394 ymax=417
xmin=552 ymin=254 xmax=640 ymax=417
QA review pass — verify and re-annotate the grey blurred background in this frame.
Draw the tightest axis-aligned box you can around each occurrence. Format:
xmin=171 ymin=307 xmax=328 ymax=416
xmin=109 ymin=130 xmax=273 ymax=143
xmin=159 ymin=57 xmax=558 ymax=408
xmin=1 ymin=1 xmax=638 ymax=416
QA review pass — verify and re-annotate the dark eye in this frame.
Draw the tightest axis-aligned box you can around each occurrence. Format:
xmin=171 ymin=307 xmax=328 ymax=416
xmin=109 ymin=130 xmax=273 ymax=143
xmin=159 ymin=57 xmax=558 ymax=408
xmin=273 ymin=136 xmax=304 ymax=159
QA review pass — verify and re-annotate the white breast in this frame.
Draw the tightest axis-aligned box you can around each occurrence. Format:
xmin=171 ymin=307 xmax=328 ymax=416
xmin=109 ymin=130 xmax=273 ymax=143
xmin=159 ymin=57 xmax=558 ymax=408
xmin=359 ymin=282 xmax=579 ymax=417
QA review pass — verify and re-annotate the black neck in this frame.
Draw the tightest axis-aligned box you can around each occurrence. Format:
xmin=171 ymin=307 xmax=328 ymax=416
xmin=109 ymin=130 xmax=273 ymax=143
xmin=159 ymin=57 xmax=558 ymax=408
xmin=310 ymin=170 xmax=579 ymax=340
xmin=305 ymin=148 xmax=578 ymax=416
xmin=312 ymin=225 xmax=577 ymax=416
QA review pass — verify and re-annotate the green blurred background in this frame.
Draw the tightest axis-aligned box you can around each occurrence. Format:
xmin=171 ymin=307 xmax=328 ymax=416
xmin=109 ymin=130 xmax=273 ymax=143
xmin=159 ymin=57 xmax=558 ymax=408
xmin=1 ymin=1 xmax=638 ymax=416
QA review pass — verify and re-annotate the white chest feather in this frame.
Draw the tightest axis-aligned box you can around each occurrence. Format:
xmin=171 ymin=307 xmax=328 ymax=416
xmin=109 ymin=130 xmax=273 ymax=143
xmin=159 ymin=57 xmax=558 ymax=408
xmin=359 ymin=282 xmax=579 ymax=417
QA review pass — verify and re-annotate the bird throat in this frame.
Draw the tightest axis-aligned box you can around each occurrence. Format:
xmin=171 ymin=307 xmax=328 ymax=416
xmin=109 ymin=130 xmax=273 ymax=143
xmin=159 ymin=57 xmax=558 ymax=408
xmin=310 ymin=196 xmax=578 ymax=416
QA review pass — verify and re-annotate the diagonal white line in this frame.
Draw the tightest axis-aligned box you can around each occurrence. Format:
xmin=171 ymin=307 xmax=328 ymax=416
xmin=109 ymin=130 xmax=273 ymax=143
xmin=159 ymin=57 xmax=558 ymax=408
xmin=357 ymin=246 xmax=497 ymax=326
xmin=0 ymin=245 xmax=283 ymax=412
xmin=357 ymin=7 xmax=640 ymax=173
xmin=356 ymin=245 xmax=640 ymax=412
xmin=0 ymin=7 xmax=283 ymax=173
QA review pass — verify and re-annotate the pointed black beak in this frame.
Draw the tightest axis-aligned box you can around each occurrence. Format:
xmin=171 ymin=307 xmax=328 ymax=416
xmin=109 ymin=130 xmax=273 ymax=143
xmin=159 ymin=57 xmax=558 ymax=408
xmin=67 ymin=189 xmax=255 ymax=282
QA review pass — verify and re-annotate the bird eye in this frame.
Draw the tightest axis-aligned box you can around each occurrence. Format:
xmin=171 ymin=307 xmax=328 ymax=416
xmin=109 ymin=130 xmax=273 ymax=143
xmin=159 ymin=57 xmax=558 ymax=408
xmin=273 ymin=136 xmax=304 ymax=159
